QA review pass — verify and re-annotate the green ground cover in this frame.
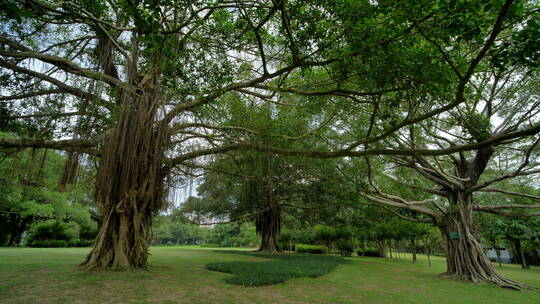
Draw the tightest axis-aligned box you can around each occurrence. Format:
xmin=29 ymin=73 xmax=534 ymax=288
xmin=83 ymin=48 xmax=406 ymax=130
xmin=205 ymin=251 xmax=348 ymax=286
xmin=1 ymin=246 xmax=539 ymax=303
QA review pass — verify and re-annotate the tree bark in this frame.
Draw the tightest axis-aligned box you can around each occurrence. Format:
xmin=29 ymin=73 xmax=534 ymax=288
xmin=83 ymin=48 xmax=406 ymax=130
xmin=411 ymin=239 xmax=417 ymax=264
xmin=514 ymin=239 xmax=529 ymax=269
xmin=79 ymin=82 xmax=168 ymax=270
xmin=256 ymin=152 xmax=280 ymax=253
xmin=256 ymin=202 xmax=280 ymax=253
xmin=438 ymin=192 xmax=524 ymax=289
xmin=377 ymin=241 xmax=387 ymax=258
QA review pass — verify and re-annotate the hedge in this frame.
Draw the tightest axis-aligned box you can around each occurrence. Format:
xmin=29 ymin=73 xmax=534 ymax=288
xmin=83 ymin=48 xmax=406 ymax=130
xmin=295 ymin=244 xmax=327 ymax=254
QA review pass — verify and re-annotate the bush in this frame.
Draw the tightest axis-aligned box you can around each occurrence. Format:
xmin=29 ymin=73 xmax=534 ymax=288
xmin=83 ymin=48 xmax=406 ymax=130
xmin=28 ymin=239 xmax=68 ymax=248
xmin=79 ymin=224 xmax=98 ymax=241
xmin=25 ymin=220 xmax=74 ymax=247
xmin=357 ymin=248 xmax=382 ymax=257
xmin=337 ymin=240 xmax=354 ymax=257
xmin=313 ymin=225 xmax=337 ymax=247
xmin=67 ymin=239 xmax=93 ymax=247
xmin=296 ymin=244 xmax=327 ymax=254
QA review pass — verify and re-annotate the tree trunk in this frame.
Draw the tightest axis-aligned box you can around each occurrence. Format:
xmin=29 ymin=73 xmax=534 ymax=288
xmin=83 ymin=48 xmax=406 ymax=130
xmin=377 ymin=241 xmax=387 ymax=258
xmin=495 ymin=248 xmax=502 ymax=268
xmin=79 ymin=82 xmax=168 ymax=270
xmin=256 ymin=203 xmax=280 ymax=253
xmin=438 ymin=192 xmax=524 ymax=289
xmin=8 ymin=215 xmax=32 ymax=246
xmin=411 ymin=239 xmax=417 ymax=264
xmin=514 ymin=239 xmax=529 ymax=270
xmin=256 ymin=152 xmax=280 ymax=253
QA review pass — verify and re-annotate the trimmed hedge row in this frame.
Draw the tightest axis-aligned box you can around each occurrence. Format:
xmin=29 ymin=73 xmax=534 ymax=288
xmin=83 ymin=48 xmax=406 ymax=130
xmin=295 ymin=244 xmax=327 ymax=254
xmin=28 ymin=239 xmax=93 ymax=248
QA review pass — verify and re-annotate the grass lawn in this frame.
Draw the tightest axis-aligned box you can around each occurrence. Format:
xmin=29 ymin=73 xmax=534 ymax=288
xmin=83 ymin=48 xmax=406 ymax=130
xmin=0 ymin=246 xmax=539 ymax=303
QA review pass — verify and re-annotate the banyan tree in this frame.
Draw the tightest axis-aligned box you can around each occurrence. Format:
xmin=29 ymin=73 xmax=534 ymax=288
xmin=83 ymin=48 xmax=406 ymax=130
xmin=1 ymin=0 xmax=538 ymax=281
xmin=360 ymin=66 xmax=540 ymax=289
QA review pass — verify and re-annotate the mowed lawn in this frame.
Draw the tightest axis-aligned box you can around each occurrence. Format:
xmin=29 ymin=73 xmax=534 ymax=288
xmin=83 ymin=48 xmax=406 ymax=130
xmin=1 ymin=247 xmax=540 ymax=304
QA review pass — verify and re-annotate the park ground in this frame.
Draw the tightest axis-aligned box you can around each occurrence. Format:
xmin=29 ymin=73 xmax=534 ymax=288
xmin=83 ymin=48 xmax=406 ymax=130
xmin=1 ymin=246 xmax=540 ymax=304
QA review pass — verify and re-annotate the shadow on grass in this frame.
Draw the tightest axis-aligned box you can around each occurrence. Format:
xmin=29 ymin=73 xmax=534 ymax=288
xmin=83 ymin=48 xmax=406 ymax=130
xmin=205 ymin=250 xmax=349 ymax=286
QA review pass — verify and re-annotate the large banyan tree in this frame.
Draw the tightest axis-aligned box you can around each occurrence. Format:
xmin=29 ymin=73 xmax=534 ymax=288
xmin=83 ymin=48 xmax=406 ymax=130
xmin=360 ymin=65 xmax=540 ymax=289
xmin=0 ymin=0 xmax=537 ymax=272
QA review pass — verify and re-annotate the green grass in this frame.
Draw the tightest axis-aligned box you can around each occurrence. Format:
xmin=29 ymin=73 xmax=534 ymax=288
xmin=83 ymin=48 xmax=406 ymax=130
xmin=206 ymin=250 xmax=348 ymax=286
xmin=1 ymin=246 xmax=539 ymax=303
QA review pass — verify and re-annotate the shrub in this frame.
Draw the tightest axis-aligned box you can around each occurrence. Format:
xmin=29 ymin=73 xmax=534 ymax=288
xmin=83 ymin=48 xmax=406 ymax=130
xmin=357 ymin=248 xmax=382 ymax=257
xmin=79 ymin=224 xmax=98 ymax=241
xmin=28 ymin=239 xmax=68 ymax=248
xmin=25 ymin=220 xmax=75 ymax=247
xmin=200 ymin=244 xmax=221 ymax=248
xmin=313 ymin=225 xmax=337 ymax=247
xmin=296 ymin=244 xmax=327 ymax=254
xmin=337 ymin=240 xmax=354 ymax=257
xmin=67 ymin=239 xmax=94 ymax=247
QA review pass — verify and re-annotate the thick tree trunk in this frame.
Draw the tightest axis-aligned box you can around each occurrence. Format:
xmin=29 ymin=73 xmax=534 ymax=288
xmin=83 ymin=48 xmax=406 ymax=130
xmin=256 ymin=152 xmax=280 ymax=253
xmin=80 ymin=83 xmax=168 ymax=270
xmin=438 ymin=192 xmax=524 ymax=289
xmin=256 ymin=203 xmax=280 ymax=253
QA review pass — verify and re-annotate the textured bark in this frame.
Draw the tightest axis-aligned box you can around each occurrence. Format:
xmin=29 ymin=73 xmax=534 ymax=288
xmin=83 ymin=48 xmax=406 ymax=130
xmin=80 ymin=79 xmax=168 ymax=270
xmin=256 ymin=152 xmax=280 ymax=253
xmin=438 ymin=192 xmax=524 ymax=289
xmin=256 ymin=201 xmax=280 ymax=253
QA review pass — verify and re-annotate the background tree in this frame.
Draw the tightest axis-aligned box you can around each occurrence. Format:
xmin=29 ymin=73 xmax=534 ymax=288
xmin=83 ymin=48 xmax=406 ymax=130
xmin=492 ymin=217 xmax=540 ymax=269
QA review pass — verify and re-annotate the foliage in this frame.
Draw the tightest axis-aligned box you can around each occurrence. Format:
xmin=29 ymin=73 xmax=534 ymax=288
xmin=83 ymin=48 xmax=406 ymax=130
xmin=205 ymin=222 xmax=257 ymax=247
xmin=25 ymin=219 xmax=96 ymax=247
xmin=0 ymin=146 xmax=96 ymax=246
xmin=357 ymin=248 xmax=383 ymax=258
xmin=151 ymin=212 xmax=210 ymax=246
xmin=295 ymin=244 xmax=327 ymax=254
xmin=337 ymin=240 xmax=354 ymax=257
xmin=205 ymin=250 xmax=348 ymax=286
